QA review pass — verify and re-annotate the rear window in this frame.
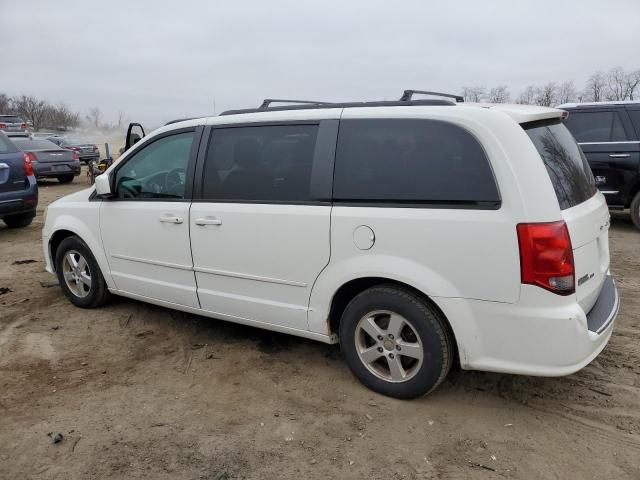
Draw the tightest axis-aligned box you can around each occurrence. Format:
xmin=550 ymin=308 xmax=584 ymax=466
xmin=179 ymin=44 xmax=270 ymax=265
xmin=563 ymin=111 xmax=628 ymax=142
xmin=0 ymin=132 xmax=18 ymax=153
xmin=524 ymin=120 xmax=597 ymax=210
xmin=333 ymin=119 xmax=500 ymax=207
xmin=10 ymin=138 xmax=59 ymax=150
xmin=0 ymin=115 xmax=23 ymax=123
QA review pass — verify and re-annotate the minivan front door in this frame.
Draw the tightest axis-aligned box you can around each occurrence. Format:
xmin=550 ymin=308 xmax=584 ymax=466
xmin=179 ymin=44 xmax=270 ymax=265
xmin=189 ymin=122 xmax=336 ymax=331
xmin=100 ymin=128 xmax=201 ymax=308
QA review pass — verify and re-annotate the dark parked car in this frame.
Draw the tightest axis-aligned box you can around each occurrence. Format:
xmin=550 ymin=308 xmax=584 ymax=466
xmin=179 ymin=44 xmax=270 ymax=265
xmin=559 ymin=101 xmax=640 ymax=229
xmin=0 ymin=131 xmax=38 ymax=228
xmin=0 ymin=114 xmax=30 ymax=137
xmin=47 ymin=136 xmax=99 ymax=164
xmin=10 ymin=137 xmax=81 ymax=183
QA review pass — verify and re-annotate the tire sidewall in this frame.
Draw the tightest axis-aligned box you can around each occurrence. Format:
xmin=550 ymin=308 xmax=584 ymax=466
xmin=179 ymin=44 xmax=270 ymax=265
xmin=631 ymin=192 xmax=640 ymax=230
xmin=55 ymin=236 xmax=103 ymax=308
xmin=339 ymin=287 xmax=450 ymax=399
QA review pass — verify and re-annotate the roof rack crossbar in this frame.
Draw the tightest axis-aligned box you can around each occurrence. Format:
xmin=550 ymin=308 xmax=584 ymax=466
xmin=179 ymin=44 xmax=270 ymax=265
xmin=400 ymin=89 xmax=464 ymax=103
xmin=260 ymin=98 xmax=332 ymax=109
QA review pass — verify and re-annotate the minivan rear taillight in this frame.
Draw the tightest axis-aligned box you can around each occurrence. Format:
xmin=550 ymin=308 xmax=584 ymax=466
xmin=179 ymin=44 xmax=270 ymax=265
xmin=21 ymin=123 xmax=27 ymax=129
xmin=24 ymin=152 xmax=36 ymax=176
xmin=72 ymin=151 xmax=79 ymax=160
xmin=517 ymin=221 xmax=575 ymax=295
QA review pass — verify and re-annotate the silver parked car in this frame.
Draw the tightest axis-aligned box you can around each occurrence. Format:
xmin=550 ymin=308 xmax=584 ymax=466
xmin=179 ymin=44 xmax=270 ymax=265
xmin=0 ymin=115 xmax=30 ymax=137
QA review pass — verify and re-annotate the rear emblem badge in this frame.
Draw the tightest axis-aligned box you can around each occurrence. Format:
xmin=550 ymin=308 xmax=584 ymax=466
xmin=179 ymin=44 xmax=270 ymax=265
xmin=578 ymin=273 xmax=595 ymax=286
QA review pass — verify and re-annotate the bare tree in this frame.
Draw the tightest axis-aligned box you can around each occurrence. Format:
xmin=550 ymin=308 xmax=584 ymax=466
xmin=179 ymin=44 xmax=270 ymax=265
xmin=583 ymin=71 xmax=607 ymax=102
xmin=487 ymin=85 xmax=510 ymax=103
xmin=606 ymin=67 xmax=628 ymax=100
xmin=534 ymin=83 xmax=558 ymax=107
xmin=0 ymin=93 xmax=11 ymax=113
xmin=516 ymin=86 xmax=536 ymax=105
xmin=45 ymin=103 xmax=80 ymax=130
xmin=116 ymin=110 xmax=127 ymax=129
xmin=624 ymin=69 xmax=640 ymax=100
xmin=85 ymin=107 xmax=102 ymax=128
xmin=461 ymin=86 xmax=485 ymax=102
xmin=557 ymin=80 xmax=578 ymax=104
xmin=13 ymin=95 xmax=48 ymax=130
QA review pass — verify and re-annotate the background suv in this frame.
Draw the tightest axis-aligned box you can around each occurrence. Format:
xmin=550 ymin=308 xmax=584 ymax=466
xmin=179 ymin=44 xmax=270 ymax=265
xmin=559 ymin=101 xmax=640 ymax=229
xmin=0 ymin=131 xmax=38 ymax=227
xmin=42 ymin=93 xmax=618 ymax=398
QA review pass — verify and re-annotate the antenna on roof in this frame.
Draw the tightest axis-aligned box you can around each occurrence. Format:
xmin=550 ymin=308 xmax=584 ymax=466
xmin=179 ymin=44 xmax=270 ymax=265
xmin=400 ymin=90 xmax=464 ymax=103
xmin=259 ymin=99 xmax=332 ymax=109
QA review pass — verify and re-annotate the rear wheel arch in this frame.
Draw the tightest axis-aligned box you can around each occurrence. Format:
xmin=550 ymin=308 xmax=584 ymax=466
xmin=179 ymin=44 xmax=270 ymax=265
xmin=328 ymin=277 xmax=459 ymax=365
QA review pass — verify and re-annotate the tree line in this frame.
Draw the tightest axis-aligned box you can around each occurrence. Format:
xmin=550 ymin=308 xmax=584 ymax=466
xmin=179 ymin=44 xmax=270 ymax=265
xmin=0 ymin=93 xmax=81 ymax=131
xmin=462 ymin=66 xmax=640 ymax=106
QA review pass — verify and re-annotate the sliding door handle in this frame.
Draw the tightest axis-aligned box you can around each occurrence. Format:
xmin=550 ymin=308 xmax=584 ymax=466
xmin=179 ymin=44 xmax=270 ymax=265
xmin=609 ymin=153 xmax=630 ymax=158
xmin=194 ymin=217 xmax=222 ymax=226
xmin=159 ymin=215 xmax=184 ymax=224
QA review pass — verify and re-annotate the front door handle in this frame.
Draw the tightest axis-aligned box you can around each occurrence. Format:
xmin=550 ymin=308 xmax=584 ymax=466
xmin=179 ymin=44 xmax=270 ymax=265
xmin=159 ymin=215 xmax=184 ymax=224
xmin=609 ymin=153 xmax=630 ymax=158
xmin=194 ymin=217 xmax=222 ymax=226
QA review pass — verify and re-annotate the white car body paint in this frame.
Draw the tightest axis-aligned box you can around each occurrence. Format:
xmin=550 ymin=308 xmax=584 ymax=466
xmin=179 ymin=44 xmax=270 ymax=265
xmin=42 ymin=102 xmax=617 ymax=376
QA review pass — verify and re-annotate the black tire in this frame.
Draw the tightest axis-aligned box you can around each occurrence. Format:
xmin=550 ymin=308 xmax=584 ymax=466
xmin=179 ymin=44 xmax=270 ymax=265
xmin=3 ymin=212 xmax=34 ymax=228
xmin=58 ymin=174 xmax=74 ymax=184
xmin=631 ymin=191 xmax=640 ymax=230
xmin=54 ymin=236 xmax=111 ymax=308
xmin=339 ymin=285 xmax=454 ymax=399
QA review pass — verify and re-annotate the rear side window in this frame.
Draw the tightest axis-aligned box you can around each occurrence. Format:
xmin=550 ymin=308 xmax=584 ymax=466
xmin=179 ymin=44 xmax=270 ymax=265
xmin=564 ymin=111 xmax=628 ymax=142
xmin=0 ymin=132 xmax=18 ymax=153
xmin=202 ymin=124 xmax=318 ymax=202
xmin=333 ymin=119 xmax=500 ymax=206
xmin=524 ymin=120 xmax=597 ymax=210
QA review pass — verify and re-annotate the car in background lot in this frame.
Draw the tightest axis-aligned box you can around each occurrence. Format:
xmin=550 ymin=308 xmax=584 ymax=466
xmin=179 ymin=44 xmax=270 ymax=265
xmin=0 ymin=131 xmax=37 ymax=228
xmin=10 ymin=137 xmax=81 ymax=183
xmin=559 ymin=101 xmax=640 ymax=229
xmin=0 ymin=115 xmax=30 ymax=137
xmin=42 ymin=92 xmax=618 ymax=398
xmin=47 ymin=135 xmax=100 ymax=164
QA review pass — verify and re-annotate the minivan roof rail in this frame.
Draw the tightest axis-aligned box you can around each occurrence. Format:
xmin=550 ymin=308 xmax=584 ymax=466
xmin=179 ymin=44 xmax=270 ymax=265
xmin=221 ymin=98 xmax=455 ymax=116
xmin=400 ymin=89 xmax=464 ymax=103
xmin=260 ymin=99 xmax=332 ymax=109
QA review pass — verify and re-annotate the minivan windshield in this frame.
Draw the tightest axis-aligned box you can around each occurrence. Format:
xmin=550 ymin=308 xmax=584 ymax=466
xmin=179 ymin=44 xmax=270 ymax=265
xmin=524 ymin=120 xmax=597 ymax=210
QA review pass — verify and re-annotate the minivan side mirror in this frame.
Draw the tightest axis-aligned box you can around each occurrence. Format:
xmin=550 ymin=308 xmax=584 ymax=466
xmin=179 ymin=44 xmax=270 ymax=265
xmin=95 ymin=173 xmax=113 ymax=197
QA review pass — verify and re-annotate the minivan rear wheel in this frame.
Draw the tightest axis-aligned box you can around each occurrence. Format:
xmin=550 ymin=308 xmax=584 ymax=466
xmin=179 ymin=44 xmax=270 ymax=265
xmin=631 ymin=191 xmax=640 ymax=230
xmin=55 ymin=236 xmax=111 ymax=308
xmin=339 ymin=285 xmax=453 ymax=399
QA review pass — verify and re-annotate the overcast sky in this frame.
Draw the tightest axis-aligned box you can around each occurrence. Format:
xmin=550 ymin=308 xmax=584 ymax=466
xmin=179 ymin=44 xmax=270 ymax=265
xmin=2 ymin=0 xmax=639 ymax=126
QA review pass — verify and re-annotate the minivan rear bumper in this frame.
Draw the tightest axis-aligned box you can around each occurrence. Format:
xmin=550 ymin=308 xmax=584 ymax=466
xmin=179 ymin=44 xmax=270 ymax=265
xmin=436 ymin=278 xmax=619 ymax=377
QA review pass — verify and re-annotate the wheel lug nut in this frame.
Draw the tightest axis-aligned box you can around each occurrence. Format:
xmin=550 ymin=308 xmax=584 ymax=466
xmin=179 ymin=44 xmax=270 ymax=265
xmin=388 ymin=334 xmax=394 ymax=340
xmin=377 ymin=347 xmax=383 ymax=353
xmin=396 ymin=345 xmax=401 ymax=351
xmin=377 ymin=335 xmax=383 ymax=341
xmin=389 ymin=353 xmax=395 ymax=359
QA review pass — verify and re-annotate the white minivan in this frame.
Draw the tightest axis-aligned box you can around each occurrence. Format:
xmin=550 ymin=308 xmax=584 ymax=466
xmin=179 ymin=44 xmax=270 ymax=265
xmin=42 ymin=91 xmax=619 ymax=398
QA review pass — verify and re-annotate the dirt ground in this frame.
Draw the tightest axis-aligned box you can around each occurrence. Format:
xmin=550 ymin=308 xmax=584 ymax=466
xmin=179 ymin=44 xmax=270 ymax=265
xmin=1 ymin=174 xmax=639 ymax=480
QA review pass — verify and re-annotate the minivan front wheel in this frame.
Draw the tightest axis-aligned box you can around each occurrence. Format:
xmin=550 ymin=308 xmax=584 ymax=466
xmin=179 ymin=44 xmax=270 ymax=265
xmin=339 ymin=286 xmax=453 ymax=399
xmin=55 ymin=236 xmax=111 ymax=308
